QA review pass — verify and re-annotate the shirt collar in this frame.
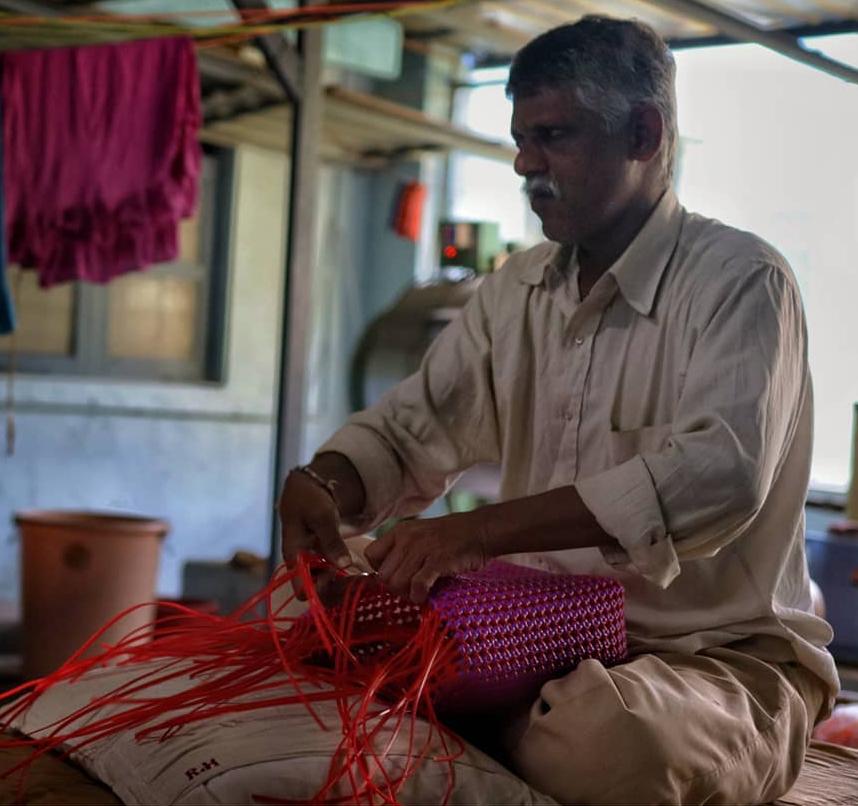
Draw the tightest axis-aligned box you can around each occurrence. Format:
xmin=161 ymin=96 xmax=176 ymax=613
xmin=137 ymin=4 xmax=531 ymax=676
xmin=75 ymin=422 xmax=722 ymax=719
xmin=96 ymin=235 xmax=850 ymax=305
xmin=608 ymin=189 xmax=683 ymax=317
xmin=518 ymin=189 xmax=684 ymax=317
xmin=518 ymin=243 xmax=573 ymax=286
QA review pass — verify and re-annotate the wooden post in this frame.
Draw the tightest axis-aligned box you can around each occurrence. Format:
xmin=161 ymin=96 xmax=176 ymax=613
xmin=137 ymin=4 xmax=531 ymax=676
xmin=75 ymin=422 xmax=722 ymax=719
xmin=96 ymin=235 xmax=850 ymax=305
xmin=229 ymin=0 xmax=323 ymax=569
xmin=274 ymin=25 xmax=323 ymax=520
xmin=265 ymin=30 xmax=323 ymax=569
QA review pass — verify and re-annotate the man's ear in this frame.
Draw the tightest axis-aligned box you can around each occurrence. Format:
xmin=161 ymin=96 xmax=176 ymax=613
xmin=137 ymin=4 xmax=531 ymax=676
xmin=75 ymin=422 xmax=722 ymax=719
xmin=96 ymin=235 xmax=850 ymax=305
xmin=628 ymin=104 xmax=663 ymax=163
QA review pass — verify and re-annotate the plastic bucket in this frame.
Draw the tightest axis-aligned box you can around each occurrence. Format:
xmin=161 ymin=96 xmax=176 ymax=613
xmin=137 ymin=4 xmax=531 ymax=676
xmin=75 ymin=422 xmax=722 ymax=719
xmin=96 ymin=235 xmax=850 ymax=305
xmin=16 ymin=510 xmax=169 ymax=679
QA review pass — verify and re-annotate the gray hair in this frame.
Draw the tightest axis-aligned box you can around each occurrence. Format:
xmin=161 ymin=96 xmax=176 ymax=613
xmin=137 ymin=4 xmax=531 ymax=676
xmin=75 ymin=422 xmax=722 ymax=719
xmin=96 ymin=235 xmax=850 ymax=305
xmin=506 ymin=16 xmax=678 ymax=183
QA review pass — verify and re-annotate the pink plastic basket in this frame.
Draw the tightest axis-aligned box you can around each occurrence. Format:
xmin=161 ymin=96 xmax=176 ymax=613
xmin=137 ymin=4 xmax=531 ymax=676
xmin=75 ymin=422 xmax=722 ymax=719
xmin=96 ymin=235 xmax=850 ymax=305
xmin=325 ymin=561 xmax=627 ymax=713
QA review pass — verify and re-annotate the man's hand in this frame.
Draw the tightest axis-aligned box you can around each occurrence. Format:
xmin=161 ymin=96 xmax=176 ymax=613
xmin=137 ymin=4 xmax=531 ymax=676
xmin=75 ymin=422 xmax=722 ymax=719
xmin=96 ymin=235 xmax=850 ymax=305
xmin=278 ymin=469 xmax=350 ymax=599
xmin=364 ymin=512 xmax=489 ymax=604
xmin=363 ymin=487 xmax=614 ymax=604
xmin=278 ymin=453 xmax=368 ymax=599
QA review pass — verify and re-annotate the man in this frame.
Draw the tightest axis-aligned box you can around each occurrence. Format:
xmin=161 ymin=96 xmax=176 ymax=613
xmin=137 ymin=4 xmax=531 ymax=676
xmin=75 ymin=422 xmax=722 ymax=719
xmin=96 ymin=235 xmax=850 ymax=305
xmin=279 ymin=16 xmax=838 ymax=805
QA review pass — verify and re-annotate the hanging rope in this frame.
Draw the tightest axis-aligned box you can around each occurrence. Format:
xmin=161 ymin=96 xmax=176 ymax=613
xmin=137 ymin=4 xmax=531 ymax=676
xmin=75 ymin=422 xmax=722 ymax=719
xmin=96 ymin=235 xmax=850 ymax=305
xmin=0 ymin=0 xmax=462 ymax=51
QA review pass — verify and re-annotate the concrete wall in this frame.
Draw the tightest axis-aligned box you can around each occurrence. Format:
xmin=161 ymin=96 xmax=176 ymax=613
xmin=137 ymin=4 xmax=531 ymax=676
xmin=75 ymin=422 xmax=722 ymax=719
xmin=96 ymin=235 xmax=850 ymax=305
xmin=302 ymin=48 xmax=453 ymax=455
xmin=0 ymin=146 xmax=287 ymax=601
xmin=302 ymin=164 xmax=372 ymax=458
xmin=301 ymin=162 xmax=423 ymax=458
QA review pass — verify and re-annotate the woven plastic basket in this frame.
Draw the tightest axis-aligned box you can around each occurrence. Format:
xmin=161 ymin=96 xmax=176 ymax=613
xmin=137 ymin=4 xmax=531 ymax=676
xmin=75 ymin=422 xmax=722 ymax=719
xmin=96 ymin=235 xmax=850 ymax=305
xmin=325 ymin=560 xmax=627 ymax=713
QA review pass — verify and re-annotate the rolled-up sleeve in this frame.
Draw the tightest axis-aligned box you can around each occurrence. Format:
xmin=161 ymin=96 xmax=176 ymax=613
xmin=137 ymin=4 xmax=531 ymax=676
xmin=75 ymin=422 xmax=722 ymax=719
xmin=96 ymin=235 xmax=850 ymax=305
xmin=576 ymin=260 xmax=807 ymax=588
xmin=318 ymin=279 xmax=502 ymax=531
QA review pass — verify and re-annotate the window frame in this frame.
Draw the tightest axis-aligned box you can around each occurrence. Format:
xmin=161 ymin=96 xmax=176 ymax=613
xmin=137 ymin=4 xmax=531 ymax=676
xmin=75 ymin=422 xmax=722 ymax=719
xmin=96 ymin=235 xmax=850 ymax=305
xmin=0 ymin=146 xmax=234 ymax=384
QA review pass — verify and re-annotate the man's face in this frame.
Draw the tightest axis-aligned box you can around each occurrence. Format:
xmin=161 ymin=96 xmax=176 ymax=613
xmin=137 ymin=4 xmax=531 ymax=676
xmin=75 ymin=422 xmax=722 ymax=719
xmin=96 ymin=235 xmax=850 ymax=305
xmin=511 ymin=86 xmax=636 ymax=246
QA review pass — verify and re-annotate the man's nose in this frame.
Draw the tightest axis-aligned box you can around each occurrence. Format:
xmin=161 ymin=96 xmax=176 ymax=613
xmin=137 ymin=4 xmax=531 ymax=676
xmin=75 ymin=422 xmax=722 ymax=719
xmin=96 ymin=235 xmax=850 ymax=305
xmin=514 ymin=141 xmax=547 ymax=177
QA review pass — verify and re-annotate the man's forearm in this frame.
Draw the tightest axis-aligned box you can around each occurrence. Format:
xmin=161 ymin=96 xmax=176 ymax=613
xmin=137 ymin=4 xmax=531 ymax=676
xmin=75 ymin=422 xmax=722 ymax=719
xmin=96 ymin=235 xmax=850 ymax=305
xmin=308 ymin=452 xmax=366 ymax=519
xmin=476 ymin=485 xmax=615 ymax=557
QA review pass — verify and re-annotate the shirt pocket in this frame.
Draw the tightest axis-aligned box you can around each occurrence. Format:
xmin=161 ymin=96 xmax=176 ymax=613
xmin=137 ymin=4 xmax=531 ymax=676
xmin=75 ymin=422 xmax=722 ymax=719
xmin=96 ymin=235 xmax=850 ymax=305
xmin=609 ymin=423 xmax=674 ymax=466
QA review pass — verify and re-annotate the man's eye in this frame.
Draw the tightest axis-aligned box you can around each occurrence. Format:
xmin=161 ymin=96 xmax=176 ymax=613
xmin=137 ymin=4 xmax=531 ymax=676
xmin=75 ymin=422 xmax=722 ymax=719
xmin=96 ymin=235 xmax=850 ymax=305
xmin=542 ymin=127 xmax=569 ymax=142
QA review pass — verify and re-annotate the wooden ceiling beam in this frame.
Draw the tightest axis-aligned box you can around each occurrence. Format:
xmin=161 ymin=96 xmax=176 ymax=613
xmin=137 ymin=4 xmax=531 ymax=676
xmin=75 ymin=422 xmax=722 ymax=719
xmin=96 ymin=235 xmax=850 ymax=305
xmin=415 ymin=4 xmax=531 ymax=53
xmin=198 ymin=48 xmax=283 ymax=100
xmin=229 ymin=0 xmax=303 ymax=102
xmin=327 ymin=85 xmax=516 ymax=161
xmin=202 ymin=84 xmax=517 ymax=164
xmin=481 ymin=1 xmax=567 ymax=32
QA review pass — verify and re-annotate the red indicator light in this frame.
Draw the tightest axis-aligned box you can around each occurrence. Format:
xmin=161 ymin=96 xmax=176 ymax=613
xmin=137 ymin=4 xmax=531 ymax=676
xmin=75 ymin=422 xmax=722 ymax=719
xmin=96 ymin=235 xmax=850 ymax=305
xmin=443 ymin=245 xmax=458 ymax=259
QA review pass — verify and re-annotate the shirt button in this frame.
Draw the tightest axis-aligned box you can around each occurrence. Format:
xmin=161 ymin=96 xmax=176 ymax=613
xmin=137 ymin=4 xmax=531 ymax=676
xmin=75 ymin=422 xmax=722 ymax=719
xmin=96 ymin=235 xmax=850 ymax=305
xmin=574 ymin=337 xmax=584 ymax=345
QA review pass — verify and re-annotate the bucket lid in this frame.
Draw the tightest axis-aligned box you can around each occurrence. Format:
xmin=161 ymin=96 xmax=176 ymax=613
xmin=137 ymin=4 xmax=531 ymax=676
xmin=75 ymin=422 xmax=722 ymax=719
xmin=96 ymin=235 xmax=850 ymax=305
xmin=14 ymin=510 xmax=169 ymax=538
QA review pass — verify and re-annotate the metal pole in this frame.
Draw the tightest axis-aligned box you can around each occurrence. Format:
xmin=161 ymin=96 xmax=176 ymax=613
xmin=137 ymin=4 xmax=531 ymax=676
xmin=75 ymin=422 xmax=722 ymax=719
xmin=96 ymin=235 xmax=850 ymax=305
xmin=267 ymin=27 xmax=323 ymax=571
xmin=225 ymin=0 xmax=322 ymax=572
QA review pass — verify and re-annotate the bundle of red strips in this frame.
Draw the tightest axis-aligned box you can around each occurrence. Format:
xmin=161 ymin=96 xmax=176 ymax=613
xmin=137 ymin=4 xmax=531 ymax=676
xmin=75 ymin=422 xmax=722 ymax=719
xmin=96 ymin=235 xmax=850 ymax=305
xmin=0 ymin=558 xmax=626 ymax=804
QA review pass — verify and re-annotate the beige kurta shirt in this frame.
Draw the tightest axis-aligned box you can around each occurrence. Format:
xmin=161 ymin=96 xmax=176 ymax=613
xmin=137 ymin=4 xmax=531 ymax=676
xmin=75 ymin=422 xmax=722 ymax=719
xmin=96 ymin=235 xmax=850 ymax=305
xmin=319 ymin=189 xmax=838 ymax=699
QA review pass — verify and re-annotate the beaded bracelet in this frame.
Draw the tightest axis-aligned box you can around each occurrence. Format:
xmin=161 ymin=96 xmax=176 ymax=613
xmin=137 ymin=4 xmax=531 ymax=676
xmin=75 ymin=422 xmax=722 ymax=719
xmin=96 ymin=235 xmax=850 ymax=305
xmin=292 ymin=464 xmax=339 ymax=507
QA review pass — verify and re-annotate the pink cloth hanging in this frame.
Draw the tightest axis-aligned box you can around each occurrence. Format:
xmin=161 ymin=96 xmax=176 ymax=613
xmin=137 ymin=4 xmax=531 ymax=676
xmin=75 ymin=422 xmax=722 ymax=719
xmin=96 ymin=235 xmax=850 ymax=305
xmin=2 ymin=37 xmax=201 ymax=287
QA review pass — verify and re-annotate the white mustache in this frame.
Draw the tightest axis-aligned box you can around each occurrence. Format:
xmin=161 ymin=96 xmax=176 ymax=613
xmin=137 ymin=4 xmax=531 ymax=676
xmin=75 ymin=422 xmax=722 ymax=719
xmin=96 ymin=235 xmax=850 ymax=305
xmin=523 ymin=176 xmax=560 ymax=201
